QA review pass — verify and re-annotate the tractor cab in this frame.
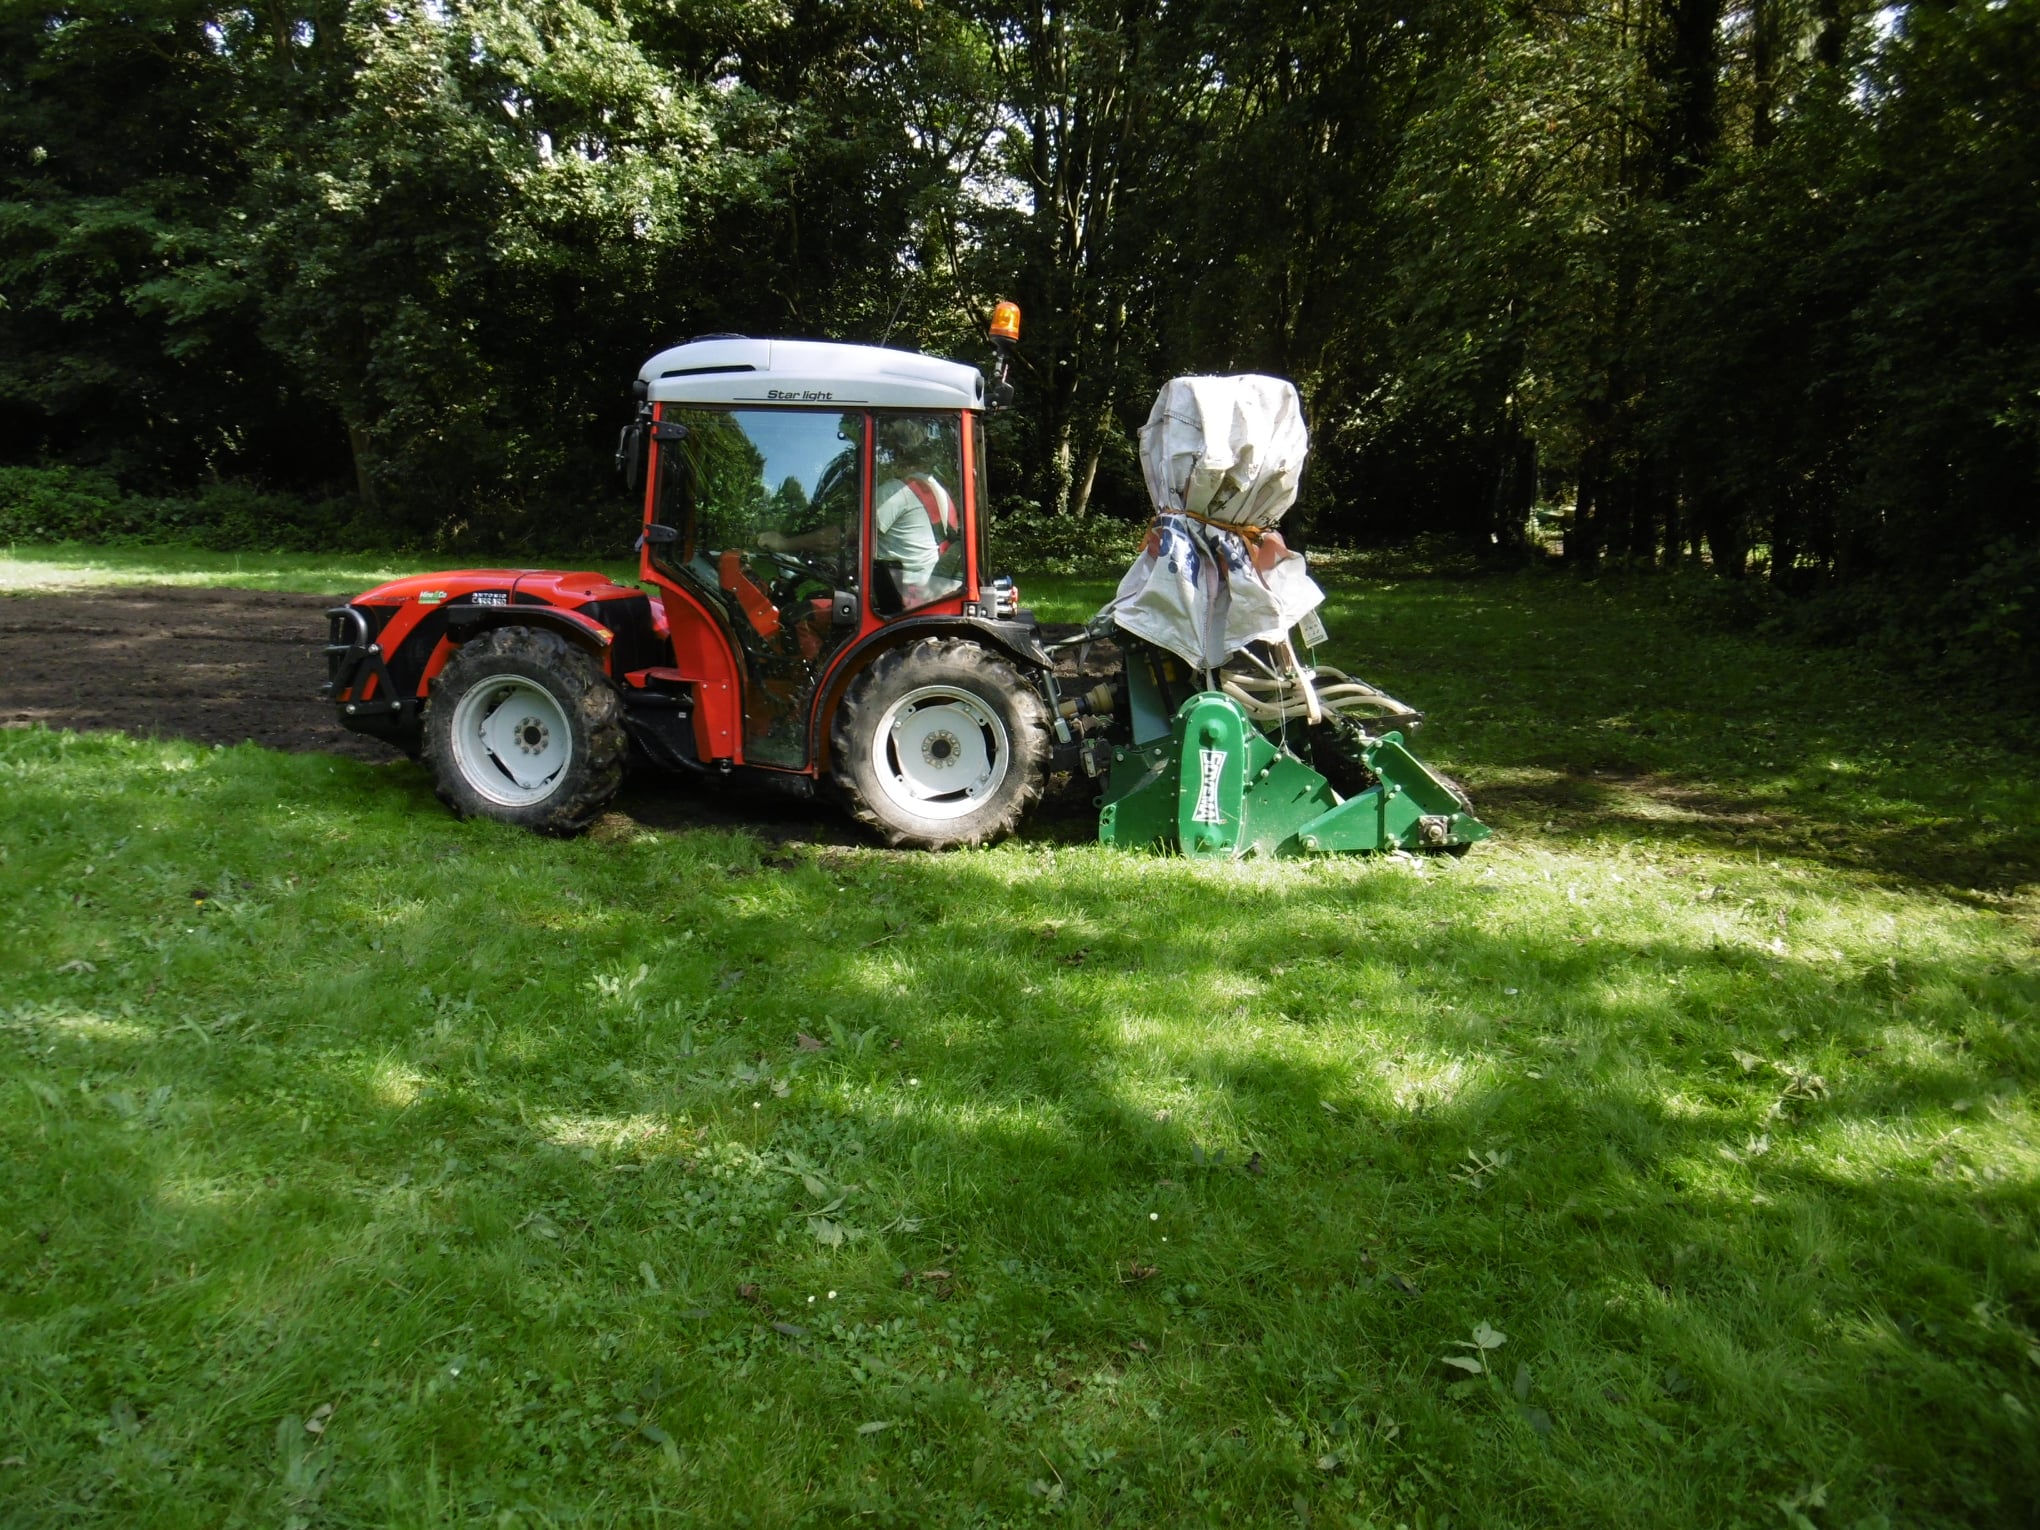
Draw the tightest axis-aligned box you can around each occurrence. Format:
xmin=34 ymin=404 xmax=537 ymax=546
xmin=620 ymin=337 xmax=1015 ymax=772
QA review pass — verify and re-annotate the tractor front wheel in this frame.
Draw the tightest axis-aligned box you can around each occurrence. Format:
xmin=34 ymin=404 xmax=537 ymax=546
xmin=423 ymin=626 xmax=626 ymax=833
xmin=831 ymin=638 xmax=1049 ymax=850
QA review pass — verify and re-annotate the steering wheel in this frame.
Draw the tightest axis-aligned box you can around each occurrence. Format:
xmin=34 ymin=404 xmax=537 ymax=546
xmin=754 ymin=547 xmax=816 ymax=580
xmin=751 ymin=547 xmax=833 ymax=612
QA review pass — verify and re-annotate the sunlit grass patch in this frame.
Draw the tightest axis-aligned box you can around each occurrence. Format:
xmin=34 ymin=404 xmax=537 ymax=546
xmin=0 ymin=540 xmax=645 ymax=595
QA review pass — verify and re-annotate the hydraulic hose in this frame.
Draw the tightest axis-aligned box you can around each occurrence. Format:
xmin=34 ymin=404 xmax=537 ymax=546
xmin=1219 ymin=666 xmax=1416 ymax=731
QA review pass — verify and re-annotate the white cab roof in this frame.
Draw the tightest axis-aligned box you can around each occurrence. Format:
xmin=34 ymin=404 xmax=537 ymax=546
xmin=639 ymin=337 xmax=985 ymax=410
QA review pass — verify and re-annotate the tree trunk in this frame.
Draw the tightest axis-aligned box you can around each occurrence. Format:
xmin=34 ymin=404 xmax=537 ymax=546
xmin=1605 ymin=467 xmax=1634 ymax=568
xmin=1568 ymin=443 xmax=1606 ymax=570
xmin=346 ymin=422 xmax=378 ymax=514
xmin=1071 ymin=436 xmax=1104 ymax=518
xmin=1750 ymin=0 xmax=1777 ymax=149
xmin=1771 ymin=504 xmax=1799 ymax=589
xmin=1813 ymin=0 xmax=1848 ymax=70
xmin=1046 ymin=421 xmax=1075 ymax=519
xmin=1489 ymin=412 xmax=1535 ymax=556
xmin=1657 ymin=0 xmax=1724 ymax=196
xmin=1702 ymin=496 xmax=1747 ymax=577
xmin=1662 ymin=464 xmax=1684 ymax=568
xmin=1636 ymin=452 xmax=1672 ymax=565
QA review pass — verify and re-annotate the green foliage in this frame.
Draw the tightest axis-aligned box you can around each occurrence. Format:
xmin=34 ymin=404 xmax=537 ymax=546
xmin=0 ymin=466 xmax=358 ymax=552
xmin=0 ymin=464 xmax=124 ymax=538
xmin=1 ymin=569 xmax=2036 ymax=1523
xmin=987 ymin=505 xmax=1145 ymax=579
xmin=0 ymin=0 xmax=301 ymax=485
xmin=1655 ymin=0 xmax=2040 ymax=589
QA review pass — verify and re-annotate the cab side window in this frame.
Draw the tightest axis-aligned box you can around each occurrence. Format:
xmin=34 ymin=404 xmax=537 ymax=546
xmin=869 ymin=413 xmax=965 ymax=616
xmin=663 ymin=410 xmax=858 ymax=584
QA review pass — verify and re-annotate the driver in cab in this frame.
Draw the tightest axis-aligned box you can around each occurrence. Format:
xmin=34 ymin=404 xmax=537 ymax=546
xmin=758 ymin=415 xmax=960 ymax=611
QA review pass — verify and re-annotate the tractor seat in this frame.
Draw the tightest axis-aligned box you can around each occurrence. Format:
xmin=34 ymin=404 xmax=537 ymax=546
xmin=717 ymin=549 xmax=783 ymax=643
xmin=870 ymin=559 xmax=907 ymax=616
xmin=792 ymin=596 xmax=835 ymax=660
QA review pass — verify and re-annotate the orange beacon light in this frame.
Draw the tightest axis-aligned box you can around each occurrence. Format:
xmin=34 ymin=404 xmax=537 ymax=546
xmin=989 ymin=300 xmax=1022 ymax=345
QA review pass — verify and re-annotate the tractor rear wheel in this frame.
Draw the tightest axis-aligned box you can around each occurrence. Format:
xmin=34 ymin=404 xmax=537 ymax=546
xmin=831 ymin=637 xmax=1049 ymax=850
xmin=423 ymin=626 xmax=626 ymax=833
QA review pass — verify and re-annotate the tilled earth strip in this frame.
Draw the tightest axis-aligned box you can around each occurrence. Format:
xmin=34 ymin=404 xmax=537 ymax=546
xmin=0 ymin=585 xmax=387 ymax=760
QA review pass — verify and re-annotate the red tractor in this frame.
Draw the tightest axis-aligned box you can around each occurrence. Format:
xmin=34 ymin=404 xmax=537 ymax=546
xmin=325 ymin=309 xmax=1060 ymax=849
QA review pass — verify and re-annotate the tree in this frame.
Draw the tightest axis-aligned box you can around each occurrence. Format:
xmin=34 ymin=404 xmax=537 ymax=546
xmin=0 ymin=1 xmax=327 ymax=487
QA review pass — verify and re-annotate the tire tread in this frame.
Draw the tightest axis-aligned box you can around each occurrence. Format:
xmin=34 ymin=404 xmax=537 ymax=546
xmin=830 ymin=638 xmax=1049 ymax=850
xmin=421 ymin=626 xmax=626 ymax=833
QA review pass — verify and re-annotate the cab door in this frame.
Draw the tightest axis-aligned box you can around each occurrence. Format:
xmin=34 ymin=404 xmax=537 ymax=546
xmin=645 ymin=407 xmax=865 ymax=768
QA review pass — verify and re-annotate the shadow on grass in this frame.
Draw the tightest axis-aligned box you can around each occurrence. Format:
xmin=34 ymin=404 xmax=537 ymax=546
xmin=1304 ymin=574 xmax=2040 ymax=898
xmin=1470 ymin=766 xmax=2040 ymax=897
xmin=34 ymin=789 xmax=2039 ymax=1505
xmin=17 ymin=870 xmax=2032 ymax=1524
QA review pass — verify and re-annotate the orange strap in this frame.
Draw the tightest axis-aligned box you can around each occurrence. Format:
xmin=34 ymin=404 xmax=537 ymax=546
xmin=1160 ymin=506 xmax=1268 ymax=543
xmin=904 ymin=477 xmax=958 ymax=550
xmin=1151 ymin=508 xmax=1290 ymax=573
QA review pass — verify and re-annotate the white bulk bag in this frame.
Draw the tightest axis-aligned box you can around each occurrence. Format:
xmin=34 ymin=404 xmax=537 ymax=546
xmin=1097 ymin=375 xmax=1324 ymax=670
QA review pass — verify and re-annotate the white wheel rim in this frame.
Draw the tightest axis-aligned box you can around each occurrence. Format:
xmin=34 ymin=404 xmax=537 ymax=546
xmin=449 ymin=673 xmax=575 ymax=807
xmin=871 ymin=683 xmax=1009 ymax=822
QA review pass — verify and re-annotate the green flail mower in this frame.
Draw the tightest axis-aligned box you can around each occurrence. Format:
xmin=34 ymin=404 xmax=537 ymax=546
xmin=1035 ymin=618 xmax=1488 ymax=861
xmin=1042 ymin=372 xmax=1489 ymax=860
xmin=1088 ymin=648 xmax=1487 ymax=859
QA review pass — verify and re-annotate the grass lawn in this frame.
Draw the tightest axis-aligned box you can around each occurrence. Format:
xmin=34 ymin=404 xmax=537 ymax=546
xmin=0 ymin=543 xmax=643 ymax=597
xmin=2 ymin=548 xmax=2036 ymax=1527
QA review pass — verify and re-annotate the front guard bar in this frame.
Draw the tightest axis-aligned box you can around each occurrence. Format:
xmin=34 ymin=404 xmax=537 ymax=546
xmin=322 ymin=605 xmax=405 ymax=714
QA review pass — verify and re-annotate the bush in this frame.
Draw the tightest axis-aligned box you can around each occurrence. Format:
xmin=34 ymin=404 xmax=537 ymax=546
xmin=141 ymin=482 xmax=361 ymax=552
xmin=987 ymin=503 xmax=1147 ymax=579
xmin=0 ymin=466 xmax=361 ymax=552
xmin=0 ymin=464 xmax=129 ymax=540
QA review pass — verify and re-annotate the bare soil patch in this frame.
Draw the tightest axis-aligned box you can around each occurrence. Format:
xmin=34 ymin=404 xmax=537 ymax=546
xmin=0 ymin=585 xmax=389 ymax=760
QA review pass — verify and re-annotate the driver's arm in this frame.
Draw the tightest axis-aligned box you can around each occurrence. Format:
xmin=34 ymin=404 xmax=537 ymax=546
xmin=757 ymin=526 xmax=843 ymax=555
